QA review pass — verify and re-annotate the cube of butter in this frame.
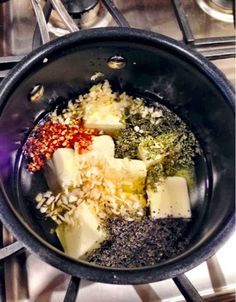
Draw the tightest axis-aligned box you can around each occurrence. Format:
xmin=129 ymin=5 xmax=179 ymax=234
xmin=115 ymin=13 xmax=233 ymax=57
xmin=46 ymin=136 xmax=115 ymax=190
xmin=56 ymin=202 xmax=107 ymax=259
xmin=147 ymin=176 xmax=191 ymax=219
xmin=105 ymin=158 xmax=147 ymax=193
xmin=83 ymin=102 xmax=125 ymax=133
xmin=51 ymin=148 xmax=78 ymax=189
xmin=90 ymin=135 xmax=115 ymax=157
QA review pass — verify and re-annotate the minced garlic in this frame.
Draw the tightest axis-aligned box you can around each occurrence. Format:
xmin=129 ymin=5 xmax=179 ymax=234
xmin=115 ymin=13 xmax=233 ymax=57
xmin=36 ymin=153 xmax=146 ymax=224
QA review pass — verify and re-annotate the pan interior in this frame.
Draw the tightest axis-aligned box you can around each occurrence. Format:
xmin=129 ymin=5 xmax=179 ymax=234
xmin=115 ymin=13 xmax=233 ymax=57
xmin=17 ymin=94 xmax=209 ymax=255
xmin=0 ymin=38 xmax=234 ymax=270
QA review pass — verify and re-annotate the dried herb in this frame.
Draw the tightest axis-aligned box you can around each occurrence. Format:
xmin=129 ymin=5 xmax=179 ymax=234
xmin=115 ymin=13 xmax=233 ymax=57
xmin=115 ymin=101 xmax=200 ymax=165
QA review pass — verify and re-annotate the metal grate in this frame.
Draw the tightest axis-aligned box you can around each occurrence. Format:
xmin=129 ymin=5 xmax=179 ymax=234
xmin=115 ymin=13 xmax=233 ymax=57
xmin=171 ymin=0 xmax=235 ymax=60
xmin=0 ymin=244 xmax=203 ymax=299
xmin=0 ymin=0 xmax=235 ymax=80
xmin=0 ymin=0 xmax=235 ymax=301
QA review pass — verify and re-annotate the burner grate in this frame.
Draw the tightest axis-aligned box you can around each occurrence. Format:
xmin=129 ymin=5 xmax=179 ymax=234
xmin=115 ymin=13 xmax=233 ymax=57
xmin=171 ymin=0 xmax=235 ymax=60
xmin=0 ymin=239 xmax=205 ymax=302
xmin=0 ymin=0 xmax=235 ymax=81
xmin=0 ymin=0 xmax=235 ymax=301
xmin=64 ymin=277 xmax=81 ymax=302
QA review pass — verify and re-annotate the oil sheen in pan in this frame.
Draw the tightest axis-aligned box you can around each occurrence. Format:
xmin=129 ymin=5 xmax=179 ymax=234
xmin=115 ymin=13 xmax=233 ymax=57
xmin=15 ymin=91 xmax=210 ymax=262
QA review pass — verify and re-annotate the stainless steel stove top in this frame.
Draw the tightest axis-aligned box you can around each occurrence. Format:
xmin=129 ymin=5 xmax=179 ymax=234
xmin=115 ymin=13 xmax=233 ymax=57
xmin=0 ymin=0 xmax=235 ymax=83
xmin=0 ymin=1 xmax=235 ymax=301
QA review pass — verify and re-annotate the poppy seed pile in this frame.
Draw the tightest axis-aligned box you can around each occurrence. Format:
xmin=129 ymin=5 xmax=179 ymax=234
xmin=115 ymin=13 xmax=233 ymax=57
xmin=89 ymin=218 xmax=190 ymax=268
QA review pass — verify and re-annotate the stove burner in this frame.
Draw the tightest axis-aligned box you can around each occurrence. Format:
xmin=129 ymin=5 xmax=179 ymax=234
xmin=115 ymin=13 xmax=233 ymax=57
xmin=195 ymin=0 xmax=234 ymax=23
xmin=62 ymin=0 xmax=101 ymax=28
xmin=64 ymin=0 xmax=99 ymax=17
xmin=49 ymin=0 xmax=111 ymax=35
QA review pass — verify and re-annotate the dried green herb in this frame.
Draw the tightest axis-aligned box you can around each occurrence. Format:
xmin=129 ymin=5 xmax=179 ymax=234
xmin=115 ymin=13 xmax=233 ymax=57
xmin=114 ymin=99 xmax=200 ymax=191
xmin=115 ymin=127 xmax=142 ymax=158
xmin=115 ymin=102 xmax=200 ymax=164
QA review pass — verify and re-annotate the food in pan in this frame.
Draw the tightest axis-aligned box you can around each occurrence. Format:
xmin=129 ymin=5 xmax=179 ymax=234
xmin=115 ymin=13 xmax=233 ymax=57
xmin=24 ymin=81 xmax=200 ymax=267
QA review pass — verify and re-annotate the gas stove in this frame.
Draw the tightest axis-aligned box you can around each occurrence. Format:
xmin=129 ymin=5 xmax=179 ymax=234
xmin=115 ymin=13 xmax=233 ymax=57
xmin=0 ymin=1 xmax=235 ymax=301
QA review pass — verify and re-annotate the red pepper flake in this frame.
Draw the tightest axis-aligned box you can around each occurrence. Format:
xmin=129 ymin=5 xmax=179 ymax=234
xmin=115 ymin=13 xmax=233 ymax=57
xmin=24 ymin=121 xmax=99 ymax=172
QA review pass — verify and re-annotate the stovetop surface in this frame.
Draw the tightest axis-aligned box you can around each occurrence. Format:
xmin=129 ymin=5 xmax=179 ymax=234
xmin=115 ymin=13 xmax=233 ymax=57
xmin=0 ymin=0 xmax=235 ymax=301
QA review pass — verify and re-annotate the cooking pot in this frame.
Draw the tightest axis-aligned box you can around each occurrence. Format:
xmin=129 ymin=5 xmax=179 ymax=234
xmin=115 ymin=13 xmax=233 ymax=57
xmin=0 ymin=27 xmax=235 ymax=285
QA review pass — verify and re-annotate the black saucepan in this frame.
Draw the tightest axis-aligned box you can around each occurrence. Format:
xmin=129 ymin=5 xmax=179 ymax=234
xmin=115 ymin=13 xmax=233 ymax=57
xmin=0 ymin=28 xmax=235 ymax=284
